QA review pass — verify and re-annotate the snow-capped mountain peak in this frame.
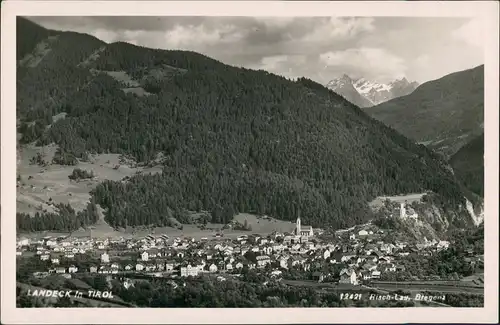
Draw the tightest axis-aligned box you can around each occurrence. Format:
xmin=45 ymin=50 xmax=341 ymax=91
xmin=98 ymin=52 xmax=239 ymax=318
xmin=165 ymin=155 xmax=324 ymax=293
xmin=353 ymin=78 xmax=393 ymax=95
xmin=326 ymin=74 xmax=419 ymax=107
xmin=326 ymin=74 xmax=353 ymax=90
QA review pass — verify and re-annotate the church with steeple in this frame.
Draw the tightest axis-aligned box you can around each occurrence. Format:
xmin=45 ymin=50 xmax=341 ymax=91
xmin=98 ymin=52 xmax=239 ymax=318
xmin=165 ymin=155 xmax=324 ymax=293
xmin=294 ymin=207 xmax=314 ymax=238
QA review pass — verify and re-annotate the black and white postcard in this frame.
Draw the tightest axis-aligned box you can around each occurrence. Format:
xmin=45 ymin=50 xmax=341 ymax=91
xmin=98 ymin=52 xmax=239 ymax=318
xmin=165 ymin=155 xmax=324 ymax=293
xmin=1 ymin=1 xmax=498 ymax=324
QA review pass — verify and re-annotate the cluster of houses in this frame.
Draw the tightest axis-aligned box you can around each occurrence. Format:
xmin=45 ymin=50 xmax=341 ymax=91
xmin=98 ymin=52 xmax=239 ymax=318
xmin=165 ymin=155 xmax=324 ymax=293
xmin=17 ymin=219 xmax=461 ymax=285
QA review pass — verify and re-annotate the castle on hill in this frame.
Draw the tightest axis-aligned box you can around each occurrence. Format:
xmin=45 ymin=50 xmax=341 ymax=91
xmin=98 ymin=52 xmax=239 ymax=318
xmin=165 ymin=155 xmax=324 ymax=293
xmin=400 ymin=202 xmax=418 ymax=220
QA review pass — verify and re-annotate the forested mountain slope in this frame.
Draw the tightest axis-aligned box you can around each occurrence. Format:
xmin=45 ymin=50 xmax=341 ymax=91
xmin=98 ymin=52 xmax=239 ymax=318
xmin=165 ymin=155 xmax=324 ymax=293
xmin=365 ymin=65 xmax=484 ymax=158
xmin=16 ymin=17 xmax=478 ymax=232
xmin=449 ymin=133 xmax=484 ymax=197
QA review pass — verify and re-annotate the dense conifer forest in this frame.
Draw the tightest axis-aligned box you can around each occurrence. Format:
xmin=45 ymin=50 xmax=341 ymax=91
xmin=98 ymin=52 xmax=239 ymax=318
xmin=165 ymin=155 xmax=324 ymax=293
xmin=16 ymin=201 xmax=100 ymax=232
xmin=449 ymin=133 xmax=484 ymax=197
xmin=16 ymin=18 xmax=476 ymax=232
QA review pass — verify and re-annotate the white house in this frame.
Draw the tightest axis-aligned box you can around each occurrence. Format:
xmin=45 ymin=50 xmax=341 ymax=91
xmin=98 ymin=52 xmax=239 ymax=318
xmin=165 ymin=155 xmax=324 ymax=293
xmin=55 ymin=267 xmax=66 ymax=274
xmin=209 ymin=264 xmax=218 ymax=273
xmin=271 ymin=270 xmax=282 ymax=277
xmin=17 ymin=238 xmax=30 ymax=247
xmin=323 ymin=250 xmax=331 ymax=260
xmin=101 ymin=252 xmax=110 ymax=263
xmin=141 ymin=251 xmax=149 ymax=261
xmin=256 ymin=255 xmax=271 ymax=268
xmin=341 ymin=254 xmax=356 ymax=263
xmin=136 ymin=263 xmax=144 ymax=271
xmin=181 ymin=265 xmax=200 ymax=277
xmin=46 ymin=240 xmax=57 ymax=247
xmin=279 ymin=257 xmax=289 ymax=269
xmin=358 ymin=230 xmax=368 ymax=236
xmin=272 ymin=244 xmax=285 ymax=252
xmin=262 ymin=246 xmax=272 ymax=255
xmin=68 ymin=265 xmax=78 ymax=273
xmin=339 ymin=270 xmax=359 ymax=285
xmin=385 ymin=264 xmax=396 ymax=272
xmin=165 ymin=262 xmax=175 ymax=272
xmin=437 ymin=241 xmax=450 ymax=249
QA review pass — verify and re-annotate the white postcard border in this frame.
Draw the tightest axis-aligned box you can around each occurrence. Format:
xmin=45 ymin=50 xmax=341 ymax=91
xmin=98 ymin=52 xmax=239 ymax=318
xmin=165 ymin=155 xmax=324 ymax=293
xmin=2 ymin=1 xmax=499 ymax=324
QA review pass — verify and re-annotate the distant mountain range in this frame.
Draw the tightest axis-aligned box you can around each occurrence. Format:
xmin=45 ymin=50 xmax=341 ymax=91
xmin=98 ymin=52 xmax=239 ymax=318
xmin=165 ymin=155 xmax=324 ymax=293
xmin=364 ymin=65 xmax=484 ymax=159
xmin=326 ymin=75 xmax=419 ymax=107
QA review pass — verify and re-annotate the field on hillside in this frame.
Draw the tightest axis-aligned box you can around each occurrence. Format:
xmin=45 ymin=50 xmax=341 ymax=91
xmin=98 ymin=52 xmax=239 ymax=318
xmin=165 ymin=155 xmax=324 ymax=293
xmin=17 ymin=142 xmax=295 ymax=240
xmin=368 ymin=193 xmax=427 ymax=210
xmin=16 ymin=143 xmax=162 ymax=215
xmin=113 ymin=213 xmax=296 ymax=240
xmin=18 ymin=211 xmax=296 ymax=241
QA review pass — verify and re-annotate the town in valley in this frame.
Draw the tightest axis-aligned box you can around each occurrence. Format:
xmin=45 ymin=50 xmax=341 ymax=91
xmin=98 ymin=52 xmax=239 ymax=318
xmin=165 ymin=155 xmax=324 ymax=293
xmin=17 ymin=204 xmax=484 ymax=308
xmin=13 ymin=15 xmax=486 ymax=309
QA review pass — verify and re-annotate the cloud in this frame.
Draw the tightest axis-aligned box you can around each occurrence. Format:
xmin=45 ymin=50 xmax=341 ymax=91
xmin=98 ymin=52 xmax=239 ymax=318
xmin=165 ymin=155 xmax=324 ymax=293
xmin=92 ymin=29 xmax=119 ymax=43
xmin=26 ymin=16 xmax=484 ymax=85
xmin=259 ymin=55 xmax=289 ymax=70
xmin=452 ymin=18 xmax=484 ymax=49
xmin=302 ymin=17 xmax=375 ymax=42
xmin=254 ymin=17 xmax=297 ymax=29
xmin=249 ymin=54 xmax=307 ymax=79
xmin=320 ymin=47 xmax=406 ymax=82
xmin=164 ymin=23 xmax=245 ymax=50
xmin=414 ymin=54 xmax=430 ymax=69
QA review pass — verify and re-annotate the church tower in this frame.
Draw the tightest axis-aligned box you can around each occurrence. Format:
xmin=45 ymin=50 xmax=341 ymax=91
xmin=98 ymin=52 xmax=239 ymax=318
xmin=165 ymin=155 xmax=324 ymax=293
xmin=296 ymin=206 xmax=302 ymax=235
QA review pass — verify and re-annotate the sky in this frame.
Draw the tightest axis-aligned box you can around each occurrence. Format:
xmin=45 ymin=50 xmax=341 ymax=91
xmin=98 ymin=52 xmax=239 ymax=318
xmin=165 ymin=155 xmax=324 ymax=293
xmin=28 ymin=16 xmax=484 ymax=85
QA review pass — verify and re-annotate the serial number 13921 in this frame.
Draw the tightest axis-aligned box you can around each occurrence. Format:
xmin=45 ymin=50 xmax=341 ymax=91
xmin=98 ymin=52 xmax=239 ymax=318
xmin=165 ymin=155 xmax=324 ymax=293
xmin=340 ymin=293 xmax=363 ymax=300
